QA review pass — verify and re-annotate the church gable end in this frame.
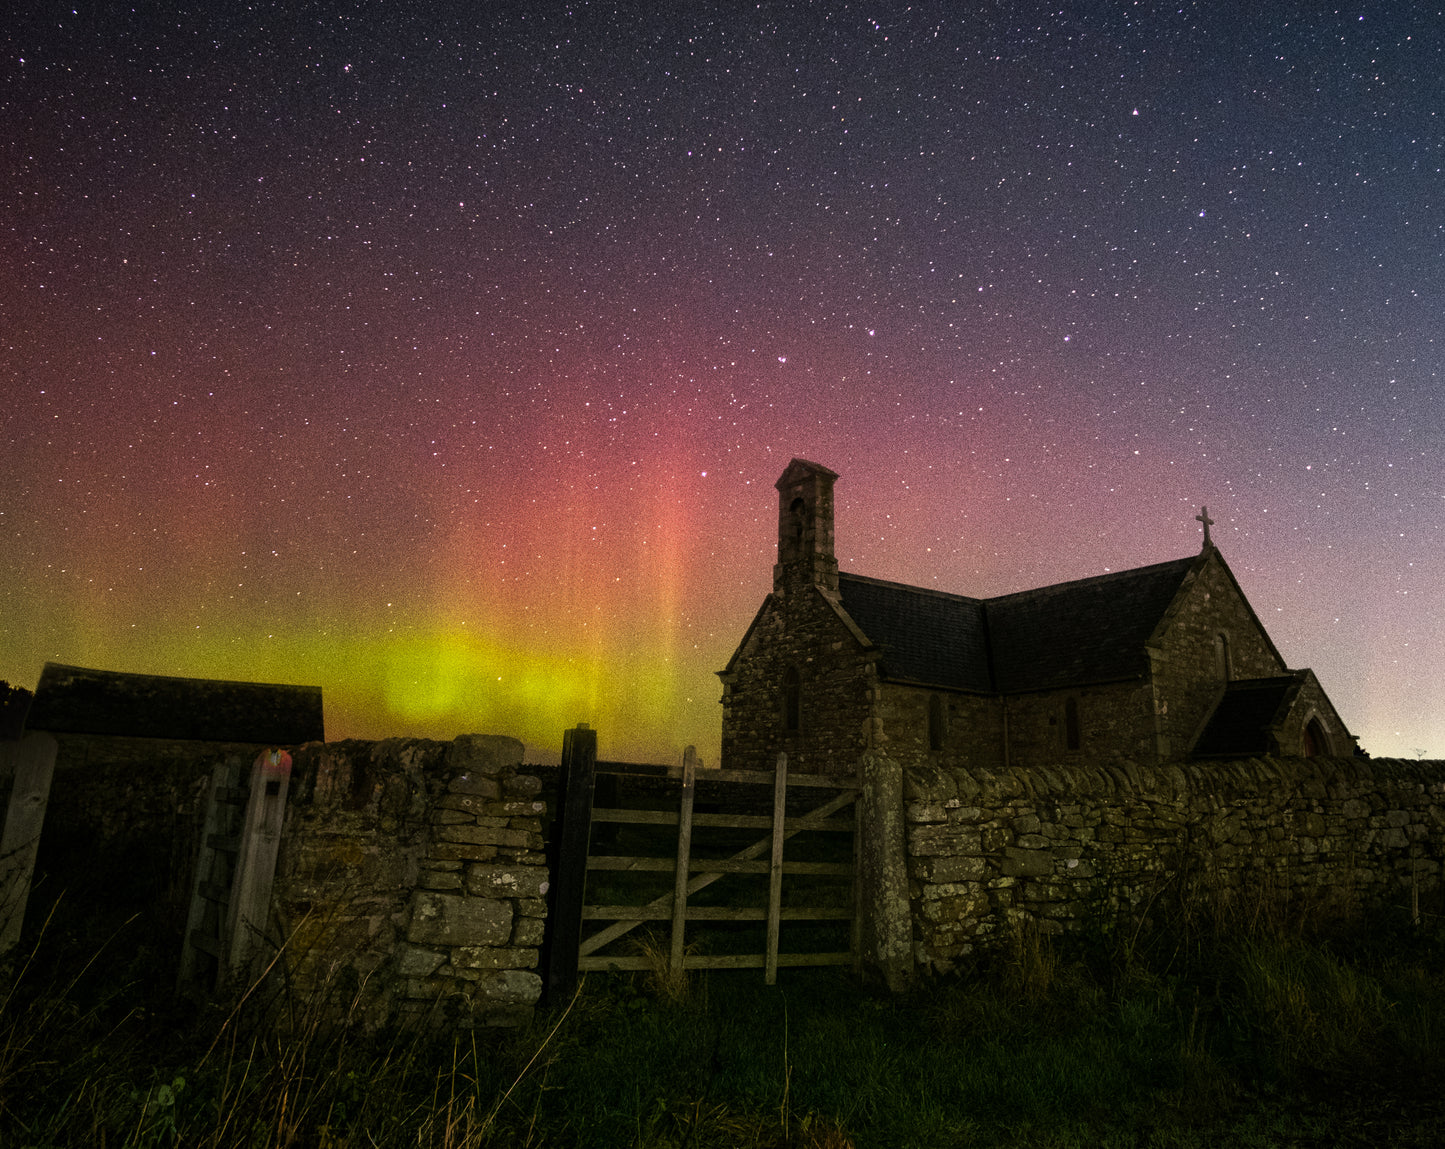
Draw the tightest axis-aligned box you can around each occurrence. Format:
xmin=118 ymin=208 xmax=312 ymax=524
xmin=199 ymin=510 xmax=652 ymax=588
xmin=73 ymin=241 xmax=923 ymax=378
xmin=1149 ymin=548 xmax=1286 ymax=760
xmin=719 ymin=585 xmax=878 ymax=773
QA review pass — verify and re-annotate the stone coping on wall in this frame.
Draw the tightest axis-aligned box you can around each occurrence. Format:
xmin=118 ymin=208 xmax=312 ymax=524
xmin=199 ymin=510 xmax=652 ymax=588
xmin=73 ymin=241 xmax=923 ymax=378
xmin=905 ymin=755 xmax=1445 ymax=806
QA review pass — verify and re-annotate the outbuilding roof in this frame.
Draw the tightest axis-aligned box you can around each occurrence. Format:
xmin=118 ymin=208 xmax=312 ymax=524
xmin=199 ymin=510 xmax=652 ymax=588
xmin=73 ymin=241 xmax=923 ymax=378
xmin=25 ymin=662 xmax=324 ymax=744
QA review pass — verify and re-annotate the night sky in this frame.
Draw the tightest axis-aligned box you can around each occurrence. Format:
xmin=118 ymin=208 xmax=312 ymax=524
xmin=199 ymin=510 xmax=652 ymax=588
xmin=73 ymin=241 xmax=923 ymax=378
xmin=3 ymin=2 xmax=1441 ymax=763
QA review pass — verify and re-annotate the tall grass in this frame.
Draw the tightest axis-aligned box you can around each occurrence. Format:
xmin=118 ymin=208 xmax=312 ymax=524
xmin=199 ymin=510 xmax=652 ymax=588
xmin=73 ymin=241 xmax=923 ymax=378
xmin=3 ymin=884 xmax=1444 ymax=1147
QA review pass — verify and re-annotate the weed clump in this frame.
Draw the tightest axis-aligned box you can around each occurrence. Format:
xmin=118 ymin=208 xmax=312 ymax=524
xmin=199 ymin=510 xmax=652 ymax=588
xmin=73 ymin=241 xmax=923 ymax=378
xmin=3 ymin=888 xmax=1444 ymax=1146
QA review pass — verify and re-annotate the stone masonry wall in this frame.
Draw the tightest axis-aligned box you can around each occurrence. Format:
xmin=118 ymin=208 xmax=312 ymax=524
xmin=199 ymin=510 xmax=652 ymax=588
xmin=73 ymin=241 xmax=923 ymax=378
xmin=1153 ymin=552 xmax=1284 ymax=759
xmin=25 ymin=733 xmax=275 ymax=917
xmin=1001 ymin=680 xmax=1156 ymax=769
xmin=278 ymin=734 xmax=548 ymax=1029
xmin=873 ymin=684 xmax=1002 ymax=772
xmin=12 ymin=731 xmax=547 ymax=1030
xmin=904 ymin=755 xmax=1445 ymax=973
xmin=721 ymin=587 xmax=876 ymax=773
xmin=1272 ymin=674 xmax=1350 ymax=757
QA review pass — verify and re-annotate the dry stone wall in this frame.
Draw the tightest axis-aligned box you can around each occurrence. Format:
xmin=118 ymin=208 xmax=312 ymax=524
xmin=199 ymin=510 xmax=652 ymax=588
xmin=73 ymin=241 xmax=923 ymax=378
xmin=903 ymin=755 xmax=1445 ymax=972
xmin=25 ymin=733 xmax=273 ymax=915
xmin=279 ymin=734 xmax=548 ymax=1029
xmin=12 ymin=731 xmax=548 ymax=1030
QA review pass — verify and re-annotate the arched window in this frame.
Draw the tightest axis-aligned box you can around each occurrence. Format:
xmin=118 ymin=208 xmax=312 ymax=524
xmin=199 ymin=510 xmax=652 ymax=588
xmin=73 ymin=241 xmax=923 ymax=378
xmin=1215 ymin=633 xmax=1232 ymax=682
xmin=1302 ymin=717 xmax=1328 ymax=757
xmin=1064 ymin=696 xmax=1081 ymax=752
xmin=928 ymin=693 xmax=946 ymax=751
xmin=782 ymin=666 xmax=801 ymax=732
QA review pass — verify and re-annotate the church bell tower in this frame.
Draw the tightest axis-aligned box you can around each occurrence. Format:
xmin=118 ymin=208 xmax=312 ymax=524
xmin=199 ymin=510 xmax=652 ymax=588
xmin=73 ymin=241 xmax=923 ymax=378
xmin=774 ymin=458 xmax=839 ymax=595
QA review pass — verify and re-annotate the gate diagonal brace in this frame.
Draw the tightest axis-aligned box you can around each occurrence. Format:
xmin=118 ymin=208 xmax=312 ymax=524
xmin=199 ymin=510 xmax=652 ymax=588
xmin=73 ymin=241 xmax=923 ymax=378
xmin=578 ymin=787 xmax=857 ymax=957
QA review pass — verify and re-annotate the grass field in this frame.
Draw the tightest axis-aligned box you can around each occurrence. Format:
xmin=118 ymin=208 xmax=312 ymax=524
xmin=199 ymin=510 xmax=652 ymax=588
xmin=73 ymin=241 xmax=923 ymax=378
xmin=3 ymin=881 xmax=1444 ymax=1148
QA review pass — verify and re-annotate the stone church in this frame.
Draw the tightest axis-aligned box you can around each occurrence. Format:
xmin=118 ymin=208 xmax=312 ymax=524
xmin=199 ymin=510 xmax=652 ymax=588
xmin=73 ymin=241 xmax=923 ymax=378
xmin=719 ymin=459 xmax=1354 ymax=774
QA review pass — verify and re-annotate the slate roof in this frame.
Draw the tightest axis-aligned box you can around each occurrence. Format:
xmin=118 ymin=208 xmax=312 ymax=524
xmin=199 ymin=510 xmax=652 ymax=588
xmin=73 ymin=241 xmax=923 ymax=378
xmin=837 ymin=575 xmax=991 ymax=691
xmin=26 ymin=662 xmax=325 ymax=743
xmin=1191 ymin=674 xmax=1303 ymax=756
xmin=987 ymin=557 xmax=1197 ymax=692
xmin=836 ymin=555 xmax=1198 ymax=694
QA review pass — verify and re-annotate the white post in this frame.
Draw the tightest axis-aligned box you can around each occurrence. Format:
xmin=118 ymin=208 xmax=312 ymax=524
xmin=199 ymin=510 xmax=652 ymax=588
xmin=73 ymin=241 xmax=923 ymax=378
xmin=226 ymin=748 xmax=292 ymax=983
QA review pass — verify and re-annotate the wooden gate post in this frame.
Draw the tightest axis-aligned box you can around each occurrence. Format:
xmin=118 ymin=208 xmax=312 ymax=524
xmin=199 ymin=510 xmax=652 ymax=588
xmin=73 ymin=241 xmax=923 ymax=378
xmin=765 ymin=751 xmax=788 ymax=984
xmin=669 ymin=747 xmax=699 ymax=975
xmin=545 ymin=723 xmax=597 ymax=1003
xmin=0 ymin=732 xmax=58 ymax=954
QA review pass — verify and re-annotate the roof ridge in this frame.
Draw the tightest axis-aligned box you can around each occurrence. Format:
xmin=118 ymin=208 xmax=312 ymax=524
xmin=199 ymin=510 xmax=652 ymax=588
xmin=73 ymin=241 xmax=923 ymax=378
xmin=838 ymin=571 xmax=984 ymax=605
xmin=984 ymin=554 xmax=1195 ymax=604
xmin=841 ymin=555 xmax=1197 ymax=608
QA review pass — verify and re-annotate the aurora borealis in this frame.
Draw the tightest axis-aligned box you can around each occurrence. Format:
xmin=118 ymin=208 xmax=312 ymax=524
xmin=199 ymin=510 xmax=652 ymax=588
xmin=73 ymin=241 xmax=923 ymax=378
xmin=3 ymin=3 xmax=1441 ymax=763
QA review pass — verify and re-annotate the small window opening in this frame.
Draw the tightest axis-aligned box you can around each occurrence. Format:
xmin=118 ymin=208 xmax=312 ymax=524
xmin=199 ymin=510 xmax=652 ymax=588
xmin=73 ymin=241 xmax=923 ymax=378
xmin=789 ymin=497 xmax=806 ymax=545
xmin=928 ymin=694 xmax=946 ymax=751
xmin=1064 ymin=697 xmax=1081 ymax=752
xmin=1215 ymin=633 xmax=1232 ymax=682
xmin=1302 ymin=717 xmax=1327 ymax=757
xmin=782 ymin=667 xmax=801 ymax=732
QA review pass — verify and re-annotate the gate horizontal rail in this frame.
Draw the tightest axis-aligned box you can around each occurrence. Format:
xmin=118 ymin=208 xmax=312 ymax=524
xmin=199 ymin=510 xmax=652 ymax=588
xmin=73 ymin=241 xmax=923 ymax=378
xmin=593 ymin=808 xmax=855 ymax=832
xmin=578 ymin=952 xmax=854 ymax=972
xmin=545 ymin=725 xmax=860 ymax=997
xmin=584 ymin=906 xmax=854 ymax=921
xmin=588 ymin=856 xmax=852 ymax=876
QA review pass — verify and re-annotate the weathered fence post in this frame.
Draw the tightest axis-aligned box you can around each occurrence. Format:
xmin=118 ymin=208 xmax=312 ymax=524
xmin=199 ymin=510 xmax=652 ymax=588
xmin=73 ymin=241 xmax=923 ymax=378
xmin=545 ymin=723 xmax=597 ymax=1003
xmin=0 ymin=731 xmax=58 ymax=954
xmin=226 ymin=749 xmax=292 ymax=984
xmin=669 ymin=746 xmax=699 ymax=976
xmin=765 ymin=751 xmax=788 ymax=984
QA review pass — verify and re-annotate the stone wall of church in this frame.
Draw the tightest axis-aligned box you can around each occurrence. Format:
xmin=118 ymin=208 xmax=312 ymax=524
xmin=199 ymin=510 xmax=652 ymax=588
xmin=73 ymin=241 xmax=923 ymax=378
xmin=999 ymin=680 xmax=1157 ymax=768
xmin=902 ymin=756 xmax=1445 ymax=972
xmin=720 ymin=588 xmax=876 ymax=774
xmin=1153 ymin=552 xmax=1285 ymax=757
xmin=873 ymin=684 xmax=1003 ymax=771
xmin=1272 ymin=675 xmax=1350 ymax=757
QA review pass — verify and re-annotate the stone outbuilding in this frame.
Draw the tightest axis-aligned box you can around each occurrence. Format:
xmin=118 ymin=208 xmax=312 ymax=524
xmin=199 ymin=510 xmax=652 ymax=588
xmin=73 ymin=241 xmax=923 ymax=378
xmin=719 ymin=458 xmax=1354 ymax=774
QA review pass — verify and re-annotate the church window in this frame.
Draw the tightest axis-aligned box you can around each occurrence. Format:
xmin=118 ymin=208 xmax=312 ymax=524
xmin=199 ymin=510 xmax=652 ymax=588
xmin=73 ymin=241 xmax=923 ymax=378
xmin=1302 ymin=717 xmax=1328 ymax=757
xmin=782 ymin=666 xmax=801 ymax=732
xmin=928 ymin=693 xmax=946 ymax=751
xmin=1063 ymin=696 xmax=1081 ymax=752
xmin=1215 ymin=633 xmax=1232 ymax=681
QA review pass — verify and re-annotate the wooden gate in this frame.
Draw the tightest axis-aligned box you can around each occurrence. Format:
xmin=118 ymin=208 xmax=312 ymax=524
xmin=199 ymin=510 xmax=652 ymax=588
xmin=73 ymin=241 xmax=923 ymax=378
xmin=545 ymin=725 xmax=859 ymax=999
xmin=177 ymin=748 xmax=292 ymax=994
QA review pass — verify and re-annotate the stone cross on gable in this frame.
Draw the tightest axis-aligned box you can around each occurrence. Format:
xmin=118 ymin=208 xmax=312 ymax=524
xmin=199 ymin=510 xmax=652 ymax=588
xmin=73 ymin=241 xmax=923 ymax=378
xmin=1196 ymin=506 xmax=1214 ymax=549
